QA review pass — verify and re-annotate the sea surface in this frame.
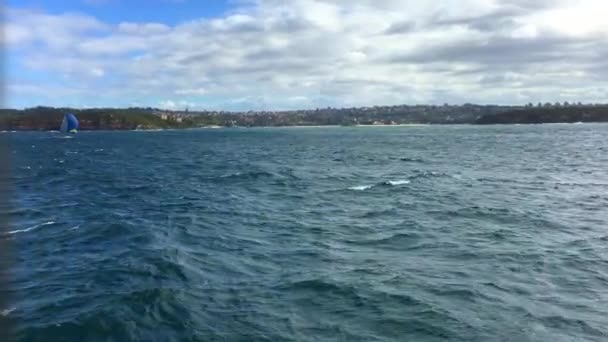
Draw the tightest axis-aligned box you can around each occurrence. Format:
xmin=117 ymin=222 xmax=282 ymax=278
xmin=2 ymin=125 xmax=608 ymax=341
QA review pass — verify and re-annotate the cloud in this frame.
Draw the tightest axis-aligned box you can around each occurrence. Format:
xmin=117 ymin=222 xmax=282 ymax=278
xmin=90 ymin=67 xmax=105 ymax=77
xmin=158 ymin=100 xmax=177 ymax=109
xmin=5 ymin=0 xmax=608 ymax=109
xmin=117 ymin=22 xmax=171 ymax=35
xmin=5 ymin=8 xmax=107 ymax=48
xmin=385 ymin=21 xmax=416 ymax=35
xmin=175 ymin=88 xmax=207 ymax=95
xmin=158 ymin=100 xmax=196 ymax=109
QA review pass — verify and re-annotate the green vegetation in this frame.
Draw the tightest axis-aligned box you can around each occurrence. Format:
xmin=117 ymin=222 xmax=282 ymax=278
xmin=476 ymin=105 xmax=608 ymax=124
xmin=0 ymin=107 xmax=189 ymax=131
xmin=2 ymin=103 xmax=608 ymax=130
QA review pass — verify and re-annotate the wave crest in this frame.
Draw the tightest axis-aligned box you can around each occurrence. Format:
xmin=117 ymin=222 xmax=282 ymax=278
xmin=348 ymin=179 xmax=411 ymax=191
xmin=6 ymin=221 xmax=55 ymax=235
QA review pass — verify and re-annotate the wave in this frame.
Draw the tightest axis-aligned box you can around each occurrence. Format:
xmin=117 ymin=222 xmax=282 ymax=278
xmin=348 ymin=184 xmax=374 ymax=191
xmin=348 ymin=179 xmax=411 ymax=191
xmin=399 ymin=157 xmax=425 ymax=163
xmin=347 ymin=171 xmax=453 ymax=191
xmin=409 ymin=171 xmax=450 ymax=179
xmin=385 ymin=180 xmax=411 ymax=186
xmin=6 ymin=221 xmax=55 ymax=235
xmin=1 ymin=307 xmax=15 ymax=316
xmin=347 ymin=232 xmax=420 ymax=246
xmin=217 ymin=171 xmax=276 ymax=180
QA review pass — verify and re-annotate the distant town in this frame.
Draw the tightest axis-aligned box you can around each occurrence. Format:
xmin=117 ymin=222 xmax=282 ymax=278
xmin=1 ymin=102 xmax=608 ymax=130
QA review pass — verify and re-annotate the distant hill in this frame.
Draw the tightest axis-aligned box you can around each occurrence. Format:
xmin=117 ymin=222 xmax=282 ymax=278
xmin=0 ymin=104 xmax=514 ymax=130
xmin=0 ymin=107 xmax=192 ymax=131
xmin=476 ymin=106 xmax=608 ymax=124
xmin=2 ymin=104 xmax=608 ymax=130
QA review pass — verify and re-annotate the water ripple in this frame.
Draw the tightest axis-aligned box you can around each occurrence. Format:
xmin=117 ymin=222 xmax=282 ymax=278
xmin=5 ymin=125 xmax=608 ymax=341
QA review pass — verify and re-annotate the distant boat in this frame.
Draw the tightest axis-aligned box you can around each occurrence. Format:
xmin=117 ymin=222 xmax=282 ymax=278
xmin=60 ymin=113 xmax=79 ymax=134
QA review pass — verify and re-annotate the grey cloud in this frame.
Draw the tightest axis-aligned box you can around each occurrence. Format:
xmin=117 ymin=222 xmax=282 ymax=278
xmin=500 ymin=0 xmax=568 ymax=11
xmin=218 ymin=19 xmax=265 ymax=33
xmin=386 ymin=2 xmax=548 ymax=36
xmin=385 ymin=21 xmax=416 ymax=35
xmin=219 ymin=57 xmax=315 ymax=75
xmin=268 ymin=15 xmax=313 ymax=33
xmin=177 ymin=51 xmax=217 ymax=65
xmin=428 ymin=7 xmax=521 ymax=32
xmin=387 ymin=34 xmax=599 ymax=68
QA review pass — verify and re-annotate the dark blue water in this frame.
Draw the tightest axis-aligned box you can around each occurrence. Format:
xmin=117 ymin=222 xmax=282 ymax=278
xmin=2 ymin=125 xmax=608 ymax=341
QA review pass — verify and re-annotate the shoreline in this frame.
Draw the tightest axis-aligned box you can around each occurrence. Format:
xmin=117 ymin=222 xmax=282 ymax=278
xmin=2 ymin=121 xmax=604 ymax=132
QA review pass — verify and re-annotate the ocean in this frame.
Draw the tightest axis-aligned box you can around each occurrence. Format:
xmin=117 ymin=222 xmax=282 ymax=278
xmin=2 ymin=125 xmax=608 ymax=341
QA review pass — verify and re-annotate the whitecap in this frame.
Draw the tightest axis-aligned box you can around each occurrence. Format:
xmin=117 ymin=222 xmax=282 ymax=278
xmin=1 ymin=308 xmax=15 ymax=316
xmin=132 ymin=129 xmax=163 ymax=132
xmin=348 ymin=184 xmax=373 ymax=191
xmin=349 ymin=179 xmax=411 ymax=191
xmin=386 ymin=180 xmax=411 ymax=186
xmin=6 ymin=221 xmax=55 ymax=235
xmin=220 ymin=172 xmax=243 ymax=178
xmin=70 ymin=224 xmax=81 ymax=231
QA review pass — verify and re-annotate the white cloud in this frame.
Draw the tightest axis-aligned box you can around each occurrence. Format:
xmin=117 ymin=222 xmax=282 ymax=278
xmin=5 ymin=0 xmax=608 ymax=109
xmin=159 ymin=100 xmax=177 ymax=109
xmin=175 ymin=87 xmax=207 ymax=95
xmin=6 ymin=8 xmax=107 ymax=49
xmin=288 ymin=96 xmax=309 ymax=102
xmin=90 ymin=67 xmax=105 ymax=77
xmin=117 ymin=22 xmax=171 ymax=35
xmin=158 ymin=99 xmax=196 ymax=109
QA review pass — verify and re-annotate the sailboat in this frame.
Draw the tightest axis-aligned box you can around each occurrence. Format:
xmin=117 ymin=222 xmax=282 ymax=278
xmin=60 ymin=113 xmax=79 ymax=134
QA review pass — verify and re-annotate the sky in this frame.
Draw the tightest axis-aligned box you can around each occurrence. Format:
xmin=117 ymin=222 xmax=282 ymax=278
xmin=3 ymin=0 xmax=608 ymax=110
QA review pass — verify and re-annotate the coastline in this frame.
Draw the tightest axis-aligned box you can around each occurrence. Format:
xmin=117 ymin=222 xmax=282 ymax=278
xmin=3 ymin=122 xmax=605 ymax=132
xmin=4 ymin=105 xmax=608 ymax=130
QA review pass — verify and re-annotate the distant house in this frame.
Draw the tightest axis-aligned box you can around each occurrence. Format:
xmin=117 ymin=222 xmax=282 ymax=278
xmin=160 ymin=113 xmax=168 ymax=120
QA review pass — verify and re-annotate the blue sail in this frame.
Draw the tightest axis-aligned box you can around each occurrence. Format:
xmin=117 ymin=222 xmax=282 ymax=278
xmin=60 ymin=113 xmax=79 ymax=134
